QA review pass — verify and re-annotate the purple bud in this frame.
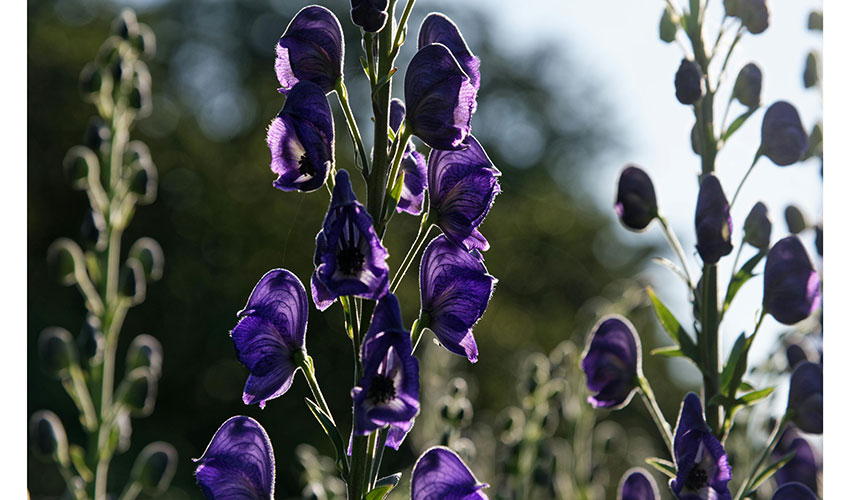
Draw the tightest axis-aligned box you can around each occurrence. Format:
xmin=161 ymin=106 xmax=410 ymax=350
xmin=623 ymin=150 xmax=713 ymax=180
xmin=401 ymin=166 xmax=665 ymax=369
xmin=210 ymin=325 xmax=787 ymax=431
xmin=615 ymin=165 xmax=658 ymax=232
xmin=618 ymin=468 xmax=660 ymax=500
xmin=763 ymin=236 xmax=820 ymax=325
xmin=761 ymin=101 xmax=808 ymax=167
xmin=787 ymin=362 xmax=822 ymax=434
xmin=695 ymin=175 xmax=733 ymax=264
xmin=737 ymin=0 xmax=770 ymax=34
xmin=771 ymin=483 xmax=818 ymax=500
xmin=276 ymin=6 xmax=344 ymax=94
xmin=581 ymin=315 xmax=641 ymax=410
xmin=785 ymin=344 xmax=812 ymax=371
xmin=743 ymin=201 xmax=771 ymax=250
xmin=411 ymin=446 xmax=489 ymax=500
xmin=784 ymin=205 xmax=807 ymax=234
xmin=351 ymin=0 xmax=389 ymax=32
xmin=733 ymin=62 xmax=762 ymax=108
xmin=675 ymin=59 xmax=705 ymax=105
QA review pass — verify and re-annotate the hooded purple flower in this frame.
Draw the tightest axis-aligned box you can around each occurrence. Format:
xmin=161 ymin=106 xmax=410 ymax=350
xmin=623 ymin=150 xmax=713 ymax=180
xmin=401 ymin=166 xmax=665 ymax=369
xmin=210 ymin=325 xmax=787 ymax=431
xmin=771 ymin=483 xmax=818 ymax=500
xmin=419 ymin=235 xmax=496 ymax=363
xmin=675 ymin=58 xmax=705 ymax=105
xmin=389 ymin=98 xmax=427 ymax=215
xmin=411 ymin=446 xmax=489 ymax=500
xmin=772 ymin=428 xmax=820 ymax=492
xmin=581 ymin=315 xmax=641 ymax=409
xmin=194 ymin=416 xmax=275 ymax=500
xmin=405 ymin=43 xmax=477 ymax=150
xmin=763 ymin=236 xmax=820 ymax=325
xmin=618 ymin=468 xmax=660 ymax=500
xmin=312 ymin=170 xmax=390 ymax=310
xmin=266 ymin=81 xmax=334 ymax=192
xmin=787 ymin=362 xmax=823 ymax=434
xmin=615 ymin=165 xmax=658 ymax=232
xmin=429 ymin=136 xmax=500 ymax=251
xmin=418 ymin=13 xmax=480 ymax=91
xmin=761 ymin=101 xmax=808 ymax=166
xmin=695 ymin=174 xmax=733 ymax=264
xmin=231 ymin=269 xmax=308 ymax=408
xmin=350 ymin=0 xmax=389 ymax=32
xmin=275 ymin=5 xmax=343 ymax=94
xmin=352 ymin=294 xmax=420 ymax=435
xmin=670 ymin=393 xmax=732 ymax=500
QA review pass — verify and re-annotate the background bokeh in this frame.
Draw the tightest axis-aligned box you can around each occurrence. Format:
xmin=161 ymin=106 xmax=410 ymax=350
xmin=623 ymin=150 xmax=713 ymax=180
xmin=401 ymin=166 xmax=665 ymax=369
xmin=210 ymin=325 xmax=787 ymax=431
xmin=27 ymin=0 xmax=822 ymax=498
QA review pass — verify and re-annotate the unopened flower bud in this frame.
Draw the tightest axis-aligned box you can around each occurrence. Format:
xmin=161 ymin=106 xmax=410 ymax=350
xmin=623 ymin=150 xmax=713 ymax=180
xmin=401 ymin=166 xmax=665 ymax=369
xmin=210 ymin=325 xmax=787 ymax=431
xmin=659 ymin=9 xmax=677 ymax=43
xmin=737 ymin=0 xmax=769 ymax=34
xmin=128 ymin=237 xmax=164 ymax=282
xmin=784 ymin=205 xmax=808 ymax=234
xmin=38 ymin=328 xmax=78 ymax=378
xmin=30 ymin=410 xmax=70 ymax=466
xmin=761 ymin=101 xmax=808 ymax=167
xmin=78 ymin=315 xmax=105 ymax=366
xmin=119 ymin=259 xmax=147 ymax=305
xmin=675 ymin=58 xmax=705 ymax=105
xmin=350 ymin=0 xmax=389 ymax=32
xmin=116 ymin=368 xmax=157 ymax=416
xmin=803 ymin=51 xmax=819 ymax=89
xmin=133 ymin=24 xmax=157 ymax=58
xmin=127 ymin=334 xmax=163 ymax=378
xmin=695 ymin=175 xmax=733 ymax=264
xmin=47 ymin=239 xmax=81 ymax=287
xmin=743 ymin=201 xmax=771 ymax=250
xmin=80 ymin=210 xmax=107 ymax=251
xmin=763 ymin=236 xmax=820 ymax=325
xmin=131 ymin=441 xmax=177 ymax=494
xmin=581 ymin=315 xmax=641 ymax=409
xmin=79 ymin=63 xmax=103 ymax=95
xmin=112 ymin=9 xmax=140 ymax=40
xmin=808 ymin=11 xmax=823 ymax=31
xmin=129 ymin=71 xmax=152 ymax=117
xmin=615 ymin=165 xmax=658 ymax=231
xmin=787 ymin=362 xmax=822 ymax=434
xmin=126 ymin=143 xmax=158 ymax=205
xmin=733 ymin=62 xmax=762 ymax=108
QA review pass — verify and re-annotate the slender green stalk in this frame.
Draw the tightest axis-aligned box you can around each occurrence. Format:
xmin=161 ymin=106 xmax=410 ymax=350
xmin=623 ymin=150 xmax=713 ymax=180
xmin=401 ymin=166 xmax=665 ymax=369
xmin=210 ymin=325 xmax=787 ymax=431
xmin=657 ymin=215 xmax=695 ymax=289
xmin=368 ymin=428 xmax=389 ymax=489
xmin=335 ymin=80 xmax=370 ymax=175
xmin=730 ymin=150 xmax=763 ymax=208
xmin=701 ymin=264 xmax=722 ymax=435
xmin=734 ymin=415 xmax=787 ymax=500
xmin=390 ymin=0 xmax=417 ymax=58
xmin=390 ymin=214 xmax=434 ymax=292
xmin=410 ymin=313 xmax=427 ymax=354
xmin=300 ymin=355 xmax=337 ymax=426
xmin=637 ymin=376 xmax=675 ymax=458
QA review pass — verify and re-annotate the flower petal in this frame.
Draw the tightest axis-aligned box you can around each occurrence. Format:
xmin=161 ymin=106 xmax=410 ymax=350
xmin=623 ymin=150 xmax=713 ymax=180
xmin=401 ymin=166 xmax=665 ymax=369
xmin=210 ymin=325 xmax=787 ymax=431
xmin=418 ymin=13 xmax=480 ymax=90
xmin=276 ymin=5 xmax=344 ymax=94
xmin=231 ymin=315 xmax=298 ymax=408
xmin=411 ymin=446 xmax=488 ymax=500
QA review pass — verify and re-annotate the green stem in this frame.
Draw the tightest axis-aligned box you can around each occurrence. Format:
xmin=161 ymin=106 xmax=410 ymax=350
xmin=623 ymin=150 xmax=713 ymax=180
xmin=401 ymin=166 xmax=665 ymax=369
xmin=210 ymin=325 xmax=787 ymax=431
xmin=717 ymin=26 xmax=745 ymax=88
xmin=701 ymin=264 xmax=721 ymax=435
xmin=657 ymin=215 xmax=695 ymax=289
xmin=637 ymin=376 xmax=675 ymax=458
xmin=390 ymin=0 xmax=417 ymax=58
xmin=369 ymin=428 xmax=389 ymax=489
xmin=411 ymin=312 xmax=427 ymax=354
xmin=390 ymin=214 xmax=434 ymax=292
xmin=729 ymin=150 xmax=763 ymax=208
xmin=335 ymin=80 xmax=370 ymax=175
xmin=300 ymin=354 xmax=336 ymax=426
xmin=117 ymin=482 xmax=142 ymax=500
xmin=734 ymin=415 xmax=787 ymax=500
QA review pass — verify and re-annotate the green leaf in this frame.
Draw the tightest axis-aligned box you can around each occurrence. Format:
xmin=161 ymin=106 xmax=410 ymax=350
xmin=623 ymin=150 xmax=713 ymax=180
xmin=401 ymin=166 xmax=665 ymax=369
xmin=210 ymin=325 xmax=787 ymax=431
xmin=737 ymin=387 xmax=774 ymax=406
xmin=647 ymin=287 xmax=699 ymax=363
xmin=723 ymin=250 xmax=767 ymax=311
xmin=748 ymin=450 xmax=796 ymax=494
xmin=384 ymin=170 xmax=405 ymax=219
xmin=304 ymin=398 xmax=350 ymax=477
xmin=650 ymin=345 xmax=685 ymax=357
xmin=69 ymin=444 xmax=94 ymax=482
xmin=371 ymin=67 xmax=398 ymax=98
xmin=721 ymin=106 xmax=759 ymax=143
xmin=364 ymin=473 xmax=402 ymax=500
xmin=645 ymin=457 xmax=677 ymax=478
xmin=739 ymin=381 xmax=755 ymax=392
xmin=720 ymin=332 xmax=754 ymax=398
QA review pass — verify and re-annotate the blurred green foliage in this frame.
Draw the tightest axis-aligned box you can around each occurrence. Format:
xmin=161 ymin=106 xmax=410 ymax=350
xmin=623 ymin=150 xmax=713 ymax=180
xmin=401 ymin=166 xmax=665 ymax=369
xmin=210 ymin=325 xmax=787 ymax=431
xmin=29 ymin=1 xmax=694 ymax=498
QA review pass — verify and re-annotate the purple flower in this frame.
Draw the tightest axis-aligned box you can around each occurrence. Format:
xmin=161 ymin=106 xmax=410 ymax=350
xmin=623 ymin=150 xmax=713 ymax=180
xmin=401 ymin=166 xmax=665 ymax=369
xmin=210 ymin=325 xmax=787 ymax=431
xmin=194 ymin=416 xmax=275 ymax=500
xmin=418 ymin=13 xmax=480 ymax=91
xmin=275 ymin=5 xmax=343 ymax=94
xmin=350 ymin=0 xmax=389 ymax=32
xmin=419 ymin=235 xmax=496 ymax=363
xmin=772 ymin=428 xmax=820 ymax=492
xmin=390 ymin=98 xmax=427 ymax=215
xmin=581 ymin=315 xmax=641 ymax=410
xmin=615 ymin=165 xmax=658 ymax=232
xmin=787 ymin=362 xmax=822 ymax=434
xmin=763 ymin=236 xmax=820 ymax=325
xmin=695 ymin=174 xmax=733 ymax=264
xmin=618 ymin=468 xmax=660 ymax=500
xmin=675 ymin=58 xmax=705 ymax=105
xmin=411 ymin=446 xmax=489 ymax=500
xmin=670 ymin=393 xmax=732 ymax=500
xmin=311 ymin=170 xmax=390 ymax=310
xmin=727 ymin=0 xmax=770 ymax=35
xmin=405 ymin=43 xmax=477 ymax=150
xmin=352 ymin=294 xmax=420 ymax=435
xmin=743 ymin=201 xmax=771 ymax=250
xmin=266 ymin=81 xmax=334 ymax=193
xmin=231 ymin=269 xmax=308 ymax=408
xmin=733 ymin=62 xmax=762 ymax=108
xmin=771 ymin=483 xmax=818 ymax=500
xmin=428 ymin=136 xmax=501 ymax=251
xmin=761 ymin=101 xmax=808 ymax=166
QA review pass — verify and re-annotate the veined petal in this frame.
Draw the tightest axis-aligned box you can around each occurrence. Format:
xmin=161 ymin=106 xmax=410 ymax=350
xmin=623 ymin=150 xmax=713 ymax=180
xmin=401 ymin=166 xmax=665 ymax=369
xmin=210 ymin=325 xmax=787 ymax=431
xmin=237 ymin=269 xmax=308 ymax=350
xmin=418 ymin=13 xmax=480 ymax=90
xmin=276 ymin=5 xmax=343 ymax=94
xmin=580 ymin=315 xmax=641 ymax=409
xmin=231 ymin=316 xmax=298 ymax=408
xmin=411 ymin=446 xmax=489 ymax=500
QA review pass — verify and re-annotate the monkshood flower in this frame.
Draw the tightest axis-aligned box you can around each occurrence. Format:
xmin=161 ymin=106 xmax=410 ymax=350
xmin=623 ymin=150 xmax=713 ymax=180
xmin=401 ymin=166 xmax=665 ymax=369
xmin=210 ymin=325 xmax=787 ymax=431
xmin=773 ymin=428 xmax=820 ymax=492
xmin=733 ymin=62 xmax=762 ymax=108
xmin=581 ymin=315 xmax=641 ymax=410
xmin=670 ymin=393 xmax=732 ymax=500
xmin=615 ymin=165 xmax=658 ymax=232
xmin=352 ymin=294 xmax=420 ymax=436
xmin=411 ymin=446 xmax=489 ymax=500
xmin=675 ymin=59 xmax=705 ymax=105
xmin=618 ymin=468 xmax=660 ymax=500
xmin=194 ymin=416 xmax=275 ymax=500
xmin=787 ymin=362 xmax=823 ymax=434
xmin=761 ymin=101 xmax=808 ymax=167
xmin=428 ymin=136 xmax=501 ymax=251
xmin=420 ymin=235 xmax=496 ymax=363
xmin=419 ymin=13 xmax=481 ymax=91
xmin=350 ymin=0 xmax=389 ymax=32
xmin=390 ymin=98 xmax=427 ymax=215
xmin=231 ymin=269 xmax=308 ymax=408
xmin=695 ymin=174 xmax=733 ymax=264
xmin=763 ymin=236 xmax=820 ymax=325
xmin=771 ymin=483 xmax=818 ymax=500
xmin=275 ymin=5 xmax=343 ymax=94
xmin=743 ymin=201 xmax=771 ymax=250
xmin=266 ymin=80 xmax=334 ymax=193
xmin=405 ymin=43 xmax=477 ymax=150
xmin=312 ymin=169 xmax=390 ymax=310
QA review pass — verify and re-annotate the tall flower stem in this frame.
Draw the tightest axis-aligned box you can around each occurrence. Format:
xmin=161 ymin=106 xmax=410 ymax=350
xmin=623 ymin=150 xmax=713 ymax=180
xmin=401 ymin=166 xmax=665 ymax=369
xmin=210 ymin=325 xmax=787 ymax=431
xmin=390 ymin=0 xmax=417 ymax=58
xmin=701 ymin=263 xmax=722 ymax=435
xmin=734 ymin=415 xmax=787 ymax=500
xmin=368 ymin=428 xmax=389 ymax=489
xmin=637 ymin=376 xmax=675 ymax=458
xmin=657 ymin=214 xmax=695 ymax=289
xmin=335 ymin=80 xmax=370 ymax=175
xmin=390 ymin=212 xmax=434 ymax=292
